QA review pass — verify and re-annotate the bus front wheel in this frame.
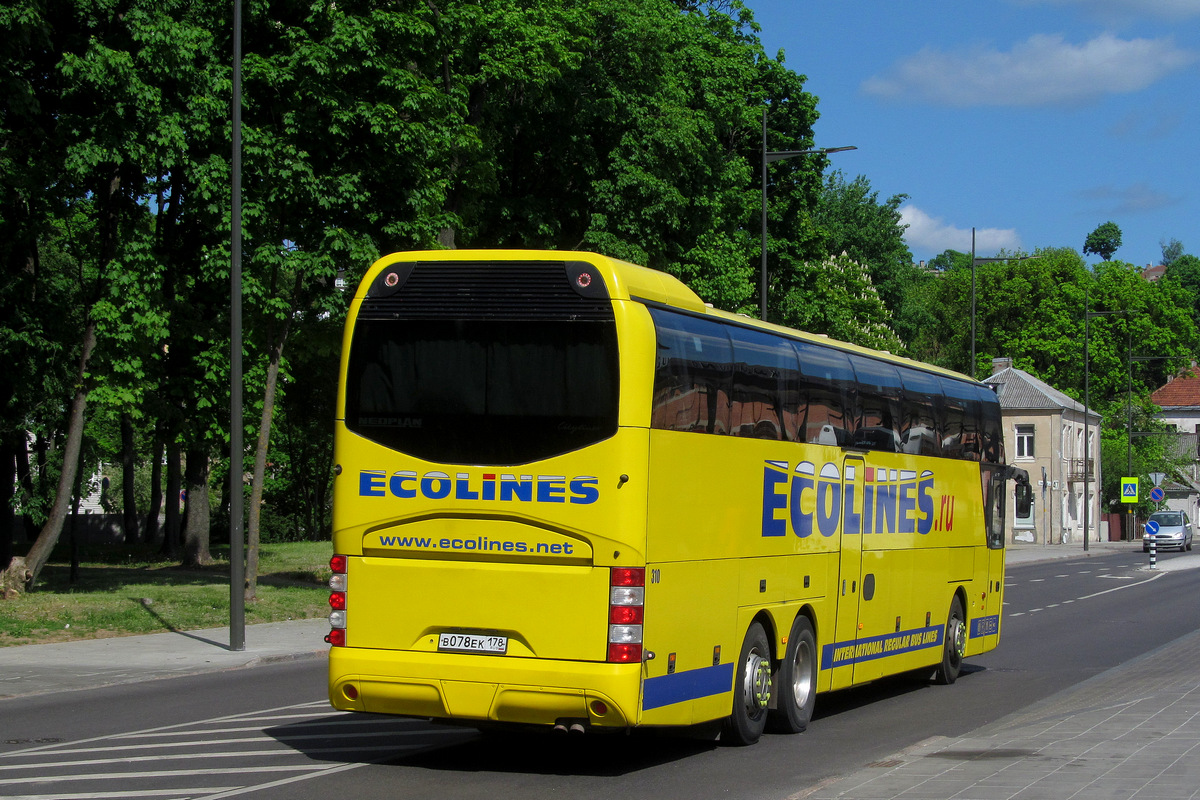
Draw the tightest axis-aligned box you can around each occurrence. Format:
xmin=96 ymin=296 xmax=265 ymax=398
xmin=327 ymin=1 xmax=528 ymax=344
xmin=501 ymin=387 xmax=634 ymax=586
xmin=768 ymin=615 xmax=816 ymax=734
xmin=722 ymin=621 xmax=771 ymax=746
xmin=933 ymin=596 xmax=965 ymax=685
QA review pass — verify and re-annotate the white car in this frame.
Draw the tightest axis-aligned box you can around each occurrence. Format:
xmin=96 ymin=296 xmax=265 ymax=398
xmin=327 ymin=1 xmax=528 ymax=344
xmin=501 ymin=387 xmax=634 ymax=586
xmin=1144 ymin=511 xmax=1193 ymax=552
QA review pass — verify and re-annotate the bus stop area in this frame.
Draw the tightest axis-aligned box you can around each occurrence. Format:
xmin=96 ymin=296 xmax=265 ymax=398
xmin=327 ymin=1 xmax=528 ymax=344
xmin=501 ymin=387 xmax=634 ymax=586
xmin=2 ymin=541 xmax=1197 ymax=800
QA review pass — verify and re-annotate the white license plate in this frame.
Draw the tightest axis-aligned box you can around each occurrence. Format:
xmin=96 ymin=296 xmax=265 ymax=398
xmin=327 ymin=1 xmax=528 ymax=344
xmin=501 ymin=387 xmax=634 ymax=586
xmin=438 ymin=633 xmax=508 ymax=655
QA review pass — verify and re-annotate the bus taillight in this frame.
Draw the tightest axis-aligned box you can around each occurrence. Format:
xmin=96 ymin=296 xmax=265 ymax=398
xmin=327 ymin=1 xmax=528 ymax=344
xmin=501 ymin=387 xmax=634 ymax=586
xmin=607 ymin=567 xmax=645 ymax=662
xmin=326 ymin=555 xmax=348 ymax=647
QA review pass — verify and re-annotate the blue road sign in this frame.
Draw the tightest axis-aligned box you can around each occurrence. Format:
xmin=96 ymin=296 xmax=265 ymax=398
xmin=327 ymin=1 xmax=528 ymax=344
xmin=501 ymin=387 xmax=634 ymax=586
xmin=1145 ymin=519 xmax=1161 ymax=537
xmin=1149 ymin=486 xmax=1166 ymax=503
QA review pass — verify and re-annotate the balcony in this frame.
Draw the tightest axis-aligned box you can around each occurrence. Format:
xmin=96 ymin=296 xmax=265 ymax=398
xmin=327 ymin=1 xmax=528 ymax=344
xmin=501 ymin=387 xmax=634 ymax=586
xmin=1067 ymin=458 xmax=1095 ymax=481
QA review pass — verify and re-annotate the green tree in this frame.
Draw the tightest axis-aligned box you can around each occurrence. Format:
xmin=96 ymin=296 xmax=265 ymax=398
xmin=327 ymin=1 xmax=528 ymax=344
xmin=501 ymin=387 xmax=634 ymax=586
xmin=778 ymin=252 xmax=903 ymax=352
xmin=1083 ymin=221 xmax=1122 ymax=261
xmin=925 ymin=249 xmax=972 ymax=273
xmin=810 ymin=171 xmax=913 ymax=319
xmin=1160 ymin=237 xmax=1183 ymax=268
xmin=1163 ymin=252 xmax=1200 ymax=331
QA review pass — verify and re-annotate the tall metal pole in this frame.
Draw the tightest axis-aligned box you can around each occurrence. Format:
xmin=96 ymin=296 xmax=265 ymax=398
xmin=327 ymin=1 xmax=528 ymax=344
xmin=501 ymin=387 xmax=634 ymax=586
xmin=759 ymin=108 xmax=856 ymax=322
xmin=970 ymin=228 xmax=976 ymax=378
xmin=1127 ymin=325 xmax=1133 ymax=542
xmin=760 ymin=108 xmax=768 ymax=321
xmin=1083 ymin=281 xmax=1089 ymax=552
xmin=230 ymin=0 xmax=246 ymax=652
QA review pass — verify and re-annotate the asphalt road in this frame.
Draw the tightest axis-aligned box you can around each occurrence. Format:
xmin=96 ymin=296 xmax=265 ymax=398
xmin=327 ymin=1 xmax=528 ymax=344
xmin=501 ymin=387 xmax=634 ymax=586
xmin=3 ymin=547 xmax=1197 ymax=800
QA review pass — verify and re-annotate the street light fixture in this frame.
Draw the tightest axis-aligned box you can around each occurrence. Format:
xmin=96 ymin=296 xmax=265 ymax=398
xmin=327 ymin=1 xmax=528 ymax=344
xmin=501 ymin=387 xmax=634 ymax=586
xmin=760 ymin=108 xmax=856 ymax=320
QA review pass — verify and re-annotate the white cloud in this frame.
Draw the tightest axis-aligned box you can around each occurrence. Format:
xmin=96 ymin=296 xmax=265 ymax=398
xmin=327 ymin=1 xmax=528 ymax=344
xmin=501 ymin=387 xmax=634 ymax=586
xmin=862 ymin=33 xmax=1197 ymax=107
xmin=900 ymin=205 xmax=1022 ymax=255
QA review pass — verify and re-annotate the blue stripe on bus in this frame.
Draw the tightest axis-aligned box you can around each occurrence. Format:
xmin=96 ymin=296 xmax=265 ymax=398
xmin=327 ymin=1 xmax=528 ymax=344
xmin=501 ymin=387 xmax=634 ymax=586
xmin=970 ymin=615 xmax=999 ymax=638
xmin=643 ymin=663 xmax=735 ymax=710
xmin=820 ymin=625 xmax=943 ymax=670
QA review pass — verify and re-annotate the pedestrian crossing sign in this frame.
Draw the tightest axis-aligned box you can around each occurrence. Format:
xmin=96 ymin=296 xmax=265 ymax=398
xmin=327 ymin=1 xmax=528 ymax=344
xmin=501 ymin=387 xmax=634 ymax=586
xmin=1121 ymin=477 xmax=1138 ymax=504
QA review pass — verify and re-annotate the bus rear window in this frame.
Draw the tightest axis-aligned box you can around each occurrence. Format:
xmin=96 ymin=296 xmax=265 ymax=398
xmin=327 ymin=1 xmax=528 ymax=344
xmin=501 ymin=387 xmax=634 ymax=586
xmin=345 ymin=318 xmax=619 ymax=465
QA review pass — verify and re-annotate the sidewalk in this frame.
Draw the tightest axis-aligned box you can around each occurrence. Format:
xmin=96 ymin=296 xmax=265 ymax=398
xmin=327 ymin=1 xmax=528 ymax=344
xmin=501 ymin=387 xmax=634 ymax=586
xmin=803 ymin=539 xmax=1200 ymax=800
xmin=0 ymin=618 xmax=329 ymax=699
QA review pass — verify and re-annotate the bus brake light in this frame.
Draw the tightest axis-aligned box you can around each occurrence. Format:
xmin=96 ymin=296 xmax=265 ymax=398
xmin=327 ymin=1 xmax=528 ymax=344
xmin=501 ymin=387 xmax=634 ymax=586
xmin=607 ymin=567 xmax=645 ymax=662
xmin=328 ymin=555 xmax=348 ymax=647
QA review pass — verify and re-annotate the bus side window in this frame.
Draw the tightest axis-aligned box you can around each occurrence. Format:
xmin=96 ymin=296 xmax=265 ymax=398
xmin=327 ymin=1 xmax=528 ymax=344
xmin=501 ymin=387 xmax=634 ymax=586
xmin=976 ymin=384 xmax=1005 ymax=464
xmin=939 ymin=376 xmax=984 ymax=461
xmin=849 ymin=356 xmax=903 ymax=452
xmin=728 ymin=326 xmax=801 ymax=441
xmin=899 ymin=369 xmax=945 ymax=457
xmin=793 ymin=341 xmax=853 ymax=446
xmin=650 ymin=309 xmax=733 ymax=435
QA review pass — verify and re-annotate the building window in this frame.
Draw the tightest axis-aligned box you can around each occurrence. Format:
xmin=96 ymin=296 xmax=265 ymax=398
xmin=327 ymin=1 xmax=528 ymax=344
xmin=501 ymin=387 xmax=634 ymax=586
xmin=1015 ymin=424 xmax=1035 ymax=459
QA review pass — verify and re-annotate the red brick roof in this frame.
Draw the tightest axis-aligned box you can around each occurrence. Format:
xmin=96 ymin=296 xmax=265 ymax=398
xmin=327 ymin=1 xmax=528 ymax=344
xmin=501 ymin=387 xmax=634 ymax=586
xmin=1152 ymin=368 xmax=1200 ymax=407
xmin=1142 ymin=264 xmax=1167 ymax=282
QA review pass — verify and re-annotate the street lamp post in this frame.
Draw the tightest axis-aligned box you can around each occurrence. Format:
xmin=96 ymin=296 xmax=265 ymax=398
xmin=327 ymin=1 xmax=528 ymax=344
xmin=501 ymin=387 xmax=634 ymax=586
xmin=760 ymin=108 xmax=856 ymax=320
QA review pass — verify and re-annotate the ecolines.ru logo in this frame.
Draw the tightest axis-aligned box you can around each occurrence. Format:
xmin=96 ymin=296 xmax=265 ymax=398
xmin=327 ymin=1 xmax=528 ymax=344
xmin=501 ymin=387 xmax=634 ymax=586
xmin=359 ymin=470 xmax=600 ymax=505
xmin=761 ymin=460 xmax=937 ymax=538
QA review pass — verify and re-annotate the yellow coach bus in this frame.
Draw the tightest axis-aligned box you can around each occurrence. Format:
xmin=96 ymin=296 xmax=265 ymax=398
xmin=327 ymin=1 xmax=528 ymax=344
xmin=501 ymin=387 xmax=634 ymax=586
xmin=327 ymin=249 xmax=1031 ymax=745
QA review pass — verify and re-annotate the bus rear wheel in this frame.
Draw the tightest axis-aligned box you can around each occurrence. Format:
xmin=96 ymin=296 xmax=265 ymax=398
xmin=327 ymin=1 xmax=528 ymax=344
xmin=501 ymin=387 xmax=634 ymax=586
xmin=768 ymin=615 xmax=816 ymax=734
xmin=722 ymin=621 xmax=771 ymax=746
xmin=933 ymin=596 xmax=965 ymax=685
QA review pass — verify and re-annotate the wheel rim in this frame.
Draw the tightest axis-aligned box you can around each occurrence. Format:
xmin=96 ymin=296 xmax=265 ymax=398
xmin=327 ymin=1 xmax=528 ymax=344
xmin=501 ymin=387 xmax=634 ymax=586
xmin=949 ymin=615 xmax=965 ymax=667
xmin=742 ymin=648 xmax=771 ymax=714
xmin=789 ymin=638 xmax=814 ymax=711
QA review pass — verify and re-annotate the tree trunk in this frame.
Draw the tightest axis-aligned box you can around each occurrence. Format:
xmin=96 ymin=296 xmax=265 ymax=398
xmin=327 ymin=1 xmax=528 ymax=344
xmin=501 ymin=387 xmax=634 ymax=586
xmin=0 ymin=437 xmax=15 ymax=585
xmin=246 ymin=321 xmax=290 ymax=602
xmin=161 ymin=438 xmax=181 ymax=557
xmin=2 ymin=318 xmax=98 ymax=593
xmin=15 ymin=430 xmax=38 ymax=543
xmin=69 ymin=440 xmax=85 ymax=584
xmin=145 ymin=426 xmax=163 ymax=544
xmin=120 ymin=412 xmax=139 ymax=544
xmin=182 ymin=445 xmax=212 ymax=567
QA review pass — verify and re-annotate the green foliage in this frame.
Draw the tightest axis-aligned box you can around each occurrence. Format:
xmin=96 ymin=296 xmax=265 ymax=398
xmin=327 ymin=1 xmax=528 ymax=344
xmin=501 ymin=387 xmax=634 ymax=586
xmin=6 ymin=0 xmax=1198 ymax=573
xmin=778 ymin=252 xmax=903 ymax=352
xmin=1163 ymin=252 xmax=1200 ymax=331
xmin=811 ymin=171 xmax=913 ymax=314
xmin=925 ymin=249 xmax=972 ymax=273
xmin=1083 ymin=221 xmax=1122 ymax=261
xmin=1160 ymin=237 xmax=1184 ymax=268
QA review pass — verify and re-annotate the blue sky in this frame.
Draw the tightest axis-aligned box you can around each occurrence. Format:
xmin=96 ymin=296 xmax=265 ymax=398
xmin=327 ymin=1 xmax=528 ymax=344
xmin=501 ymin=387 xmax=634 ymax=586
xmin=746 ymin=0 xmax=1199 ymax=268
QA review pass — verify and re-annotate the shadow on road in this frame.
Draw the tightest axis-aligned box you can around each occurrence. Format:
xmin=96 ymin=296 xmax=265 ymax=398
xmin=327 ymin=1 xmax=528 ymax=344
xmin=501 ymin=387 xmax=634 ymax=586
xmin=265 ymin=713 xmax=718 ymax=776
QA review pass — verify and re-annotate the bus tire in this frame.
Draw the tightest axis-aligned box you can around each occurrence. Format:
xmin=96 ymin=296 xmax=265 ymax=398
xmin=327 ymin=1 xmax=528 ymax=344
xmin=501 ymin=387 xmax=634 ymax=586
xmin=933 ymin=596 xmax=966 ymax=685
xmin=768 ymin=615 xmax=816 ymax=734
xmin=721 ymin=621 xmax=771 ymax=746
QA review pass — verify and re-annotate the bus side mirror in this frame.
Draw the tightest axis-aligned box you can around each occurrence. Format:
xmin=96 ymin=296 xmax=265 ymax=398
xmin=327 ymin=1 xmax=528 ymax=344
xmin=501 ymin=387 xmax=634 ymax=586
xmin=1015 ymin=483 xmax=1033 ymax=516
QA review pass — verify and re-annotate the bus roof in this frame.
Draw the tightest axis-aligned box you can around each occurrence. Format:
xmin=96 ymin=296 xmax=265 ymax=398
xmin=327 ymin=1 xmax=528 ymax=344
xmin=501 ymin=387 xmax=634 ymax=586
xmin=371 ymin=249 xmax=980 ymax=387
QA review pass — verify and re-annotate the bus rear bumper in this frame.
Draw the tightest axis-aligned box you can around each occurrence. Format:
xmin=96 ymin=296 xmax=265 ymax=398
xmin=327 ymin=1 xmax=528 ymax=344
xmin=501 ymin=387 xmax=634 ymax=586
xmin=328 ymin=647 xmax=642 ymax=729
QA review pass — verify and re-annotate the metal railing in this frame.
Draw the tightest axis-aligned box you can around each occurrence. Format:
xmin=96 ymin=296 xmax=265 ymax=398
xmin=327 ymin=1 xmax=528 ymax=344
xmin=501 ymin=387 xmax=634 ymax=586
xmin=1067 ymin=458 xmax=1095 ymax=481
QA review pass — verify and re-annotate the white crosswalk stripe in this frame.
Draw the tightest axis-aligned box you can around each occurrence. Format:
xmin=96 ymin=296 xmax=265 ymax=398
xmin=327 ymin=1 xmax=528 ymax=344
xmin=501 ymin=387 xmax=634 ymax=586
xmin=0 ymin=700 xmax=472 ymax=800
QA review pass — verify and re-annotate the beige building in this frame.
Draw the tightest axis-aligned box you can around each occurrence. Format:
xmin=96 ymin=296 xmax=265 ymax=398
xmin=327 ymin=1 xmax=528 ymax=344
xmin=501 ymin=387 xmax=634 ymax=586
xmin=983 ymin=358 xmax=1103 ymax=546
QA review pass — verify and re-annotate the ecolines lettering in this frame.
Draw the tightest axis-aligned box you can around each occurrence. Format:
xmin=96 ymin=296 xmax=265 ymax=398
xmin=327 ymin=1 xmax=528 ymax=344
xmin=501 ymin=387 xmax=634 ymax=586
xmin=359 ymin=470 xmax=600 ymax=505
xmin=762 ymin=460 xmax=936 ymax=538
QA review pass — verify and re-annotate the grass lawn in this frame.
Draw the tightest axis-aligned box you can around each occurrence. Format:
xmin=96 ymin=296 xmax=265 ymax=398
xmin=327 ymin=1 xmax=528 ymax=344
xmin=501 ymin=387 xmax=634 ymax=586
xmin=0 ymin=541 xmax=332 ymax=646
